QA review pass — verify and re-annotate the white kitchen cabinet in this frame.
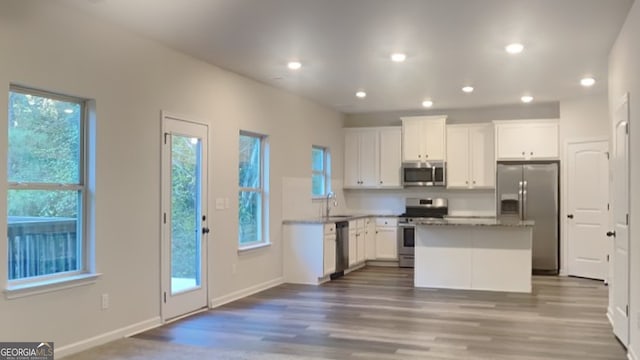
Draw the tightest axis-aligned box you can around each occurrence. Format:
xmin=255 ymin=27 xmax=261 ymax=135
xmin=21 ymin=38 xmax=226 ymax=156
xmin=344 ymin=127 xmax=402 ymax=189
xmin=344 ymin=129 xmax=378 ymax=187
xmin=364 ymin=218 xmax=376 ymax=260
xmin=494 ymin=120 xmax=559 ymax=160
xmin=323 ymin=224 xmax=336 ymax=275
xmin=375 ymin=218 xmax=398 ymax=260
xmin=378 ymin=128 xmax=402 ymax=187
xmin=283 ymin=223 xmax=336 ymax=285
xmin=356 ymin=219 xmax=366 ymax=263
xmin=446 ymin=123 xmax=494 ymax=189
xmin=401 ymin=116 xmax=446 ymax=162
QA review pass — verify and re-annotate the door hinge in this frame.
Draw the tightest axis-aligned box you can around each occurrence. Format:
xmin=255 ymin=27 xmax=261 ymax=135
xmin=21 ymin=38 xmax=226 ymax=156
xmin=164 ymin=132 xmax=169 ymax=144
xmin=606 ymin=254 xmax=610 ymax=262
xmin=607 ymin=203 xmax=610 ymax=211
xmin=626 ymin=304 xmax=629 ymax=317
xmin=164 ymin=292 xmax=167 ymax=303
xmin=163 ymin=212 xmax=167 ymax=224
xmin=627 ymin=213 xmax=630 ymax=225
xmin=605 ymin=151 xmax=610 ymax=160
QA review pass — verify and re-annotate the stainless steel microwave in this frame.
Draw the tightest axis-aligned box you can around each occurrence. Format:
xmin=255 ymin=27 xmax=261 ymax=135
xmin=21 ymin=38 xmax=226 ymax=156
xmin=402 ymin=162 xmax=446 ymax=187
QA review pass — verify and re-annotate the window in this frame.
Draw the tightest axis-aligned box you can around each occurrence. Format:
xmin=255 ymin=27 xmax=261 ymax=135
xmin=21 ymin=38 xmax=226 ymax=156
xmin=7 ymin=86 xmax=87 ymax=284
xmin=238 ymin=132 xmax=268 ymax=248
xmin=312 ymin=146 xmax=331 ymax=198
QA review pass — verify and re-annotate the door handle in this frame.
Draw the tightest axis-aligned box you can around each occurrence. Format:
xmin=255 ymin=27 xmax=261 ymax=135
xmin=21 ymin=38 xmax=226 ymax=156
xmin=202 ymin=227 xmax=210 ymax=234
xmin=567 ymin=214 xmax=574 ymax=219
xmin=606 ymin=231 xmax=616 ymax=237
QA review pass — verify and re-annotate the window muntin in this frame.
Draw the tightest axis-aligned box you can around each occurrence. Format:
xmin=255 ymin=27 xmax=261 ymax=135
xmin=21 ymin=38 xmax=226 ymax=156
xmin=7 ymin=87 xmax=86 ymax=283
xmin=312 ymin=146 xmax=330 ymax=198
xmin=238 ymin=132 xmax=267 ymax=247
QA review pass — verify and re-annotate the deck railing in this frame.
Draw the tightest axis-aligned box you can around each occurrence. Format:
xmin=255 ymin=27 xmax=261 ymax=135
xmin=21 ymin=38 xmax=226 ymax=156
xmin=8 ymin=216 xmax=79 ymax=280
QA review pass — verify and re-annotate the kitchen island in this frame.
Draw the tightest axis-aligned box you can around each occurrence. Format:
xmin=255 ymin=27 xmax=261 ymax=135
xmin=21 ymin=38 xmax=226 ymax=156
xmin=414 ymin=217 xmax=534 ymax=293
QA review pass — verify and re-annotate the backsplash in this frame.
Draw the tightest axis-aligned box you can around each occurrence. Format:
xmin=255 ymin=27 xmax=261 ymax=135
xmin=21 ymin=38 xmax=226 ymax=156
xmin=343 ymin=188 xmax=496 ymax=216
xmin=282 ymin=176 xmax=496 ymax=219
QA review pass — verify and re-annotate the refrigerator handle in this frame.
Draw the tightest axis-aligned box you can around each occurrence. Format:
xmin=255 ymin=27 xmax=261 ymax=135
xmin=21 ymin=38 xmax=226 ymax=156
xmin=518 ymin=181 xmax=523 ymax=220
xmin=522 ymin=180 xmax=528 ymax=220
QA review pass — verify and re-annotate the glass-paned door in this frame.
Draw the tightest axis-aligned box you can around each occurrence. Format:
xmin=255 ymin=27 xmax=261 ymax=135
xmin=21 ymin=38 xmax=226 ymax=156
xmin=161 ymin=114 xmax=209 ymax=321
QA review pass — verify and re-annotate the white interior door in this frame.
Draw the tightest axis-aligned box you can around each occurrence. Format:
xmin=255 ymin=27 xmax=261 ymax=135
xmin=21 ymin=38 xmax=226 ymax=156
xmin=566 ymin=140 xmax=608 ymax=280
xmin=611 ymin=94 xmax=630 ymax=345
xmin=161 ymin=113 xmax=209 ymax=321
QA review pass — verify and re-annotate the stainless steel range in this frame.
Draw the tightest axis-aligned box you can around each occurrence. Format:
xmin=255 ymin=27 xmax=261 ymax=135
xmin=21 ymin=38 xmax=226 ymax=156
xmin=397 ymin=198 xmax=448 ymax=268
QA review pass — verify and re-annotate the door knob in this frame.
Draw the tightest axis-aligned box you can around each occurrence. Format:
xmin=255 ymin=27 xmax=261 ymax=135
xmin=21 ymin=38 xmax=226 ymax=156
xmin=606 ymin=231 xmax=616 ymax=237
xmin=567 ymin=214 xmax=574 ymax=219
xmin=202 ymin=227 xmax=210 ymax=234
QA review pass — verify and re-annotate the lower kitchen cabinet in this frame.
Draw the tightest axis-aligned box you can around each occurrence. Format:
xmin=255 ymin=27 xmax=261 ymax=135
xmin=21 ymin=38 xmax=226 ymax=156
xmin=323 ymin=232 xmax=336 ymax=275
xmin=375 ymin=218 xmax=398 ymax=260
xmin=283 ymin=223 xmax=336 ymax=285
xmin=356 ymin=219 xmax=366 ymax=263
xmin=364 ymin=218 xmax=376 ymax=260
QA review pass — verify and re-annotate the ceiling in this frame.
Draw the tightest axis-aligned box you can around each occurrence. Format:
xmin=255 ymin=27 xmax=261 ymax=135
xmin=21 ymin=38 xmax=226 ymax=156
xmin=64 ymin=0 xmax=633 ymax=113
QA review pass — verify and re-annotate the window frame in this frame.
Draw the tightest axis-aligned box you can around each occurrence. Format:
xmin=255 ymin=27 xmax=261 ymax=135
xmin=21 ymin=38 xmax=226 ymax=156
xmin=311 ymin=145 xmax=331 ymax=199
xmin=238 ymin=131 xmax=269 ymax=250
xmin=6 ymin=85 xmax=89 ymax=289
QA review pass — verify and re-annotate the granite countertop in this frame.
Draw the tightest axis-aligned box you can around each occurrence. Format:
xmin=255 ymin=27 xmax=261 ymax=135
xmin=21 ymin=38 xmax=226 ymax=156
xmin=413 ymin=216 xmax=534 ymax=227
xmin=282 ymin=213 xmax=398 ymax=225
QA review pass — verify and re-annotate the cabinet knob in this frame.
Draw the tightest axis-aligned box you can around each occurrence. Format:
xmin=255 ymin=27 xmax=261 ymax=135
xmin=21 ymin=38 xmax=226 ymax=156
xmin=425 ymin=154 xmax=429 ymax=159
xmin=379 ymin=181 xmax=383 ymax=184
xmin=418 ymin=154 xmax=421 ymax=158
xmin=530 ymin=152 xmax=533 ymax=156
xmin=473 ymin=180 xmax=476 ymax=184
xmin=522 ymin=151 xmax=525 ymax=155
xmin=465 ymin=181 xmax=469 ymax=184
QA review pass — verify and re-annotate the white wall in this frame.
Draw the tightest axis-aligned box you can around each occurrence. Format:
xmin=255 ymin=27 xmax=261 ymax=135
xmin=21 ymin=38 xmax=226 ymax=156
xmin=609 ymin=0 xmax=640 ymax=357
xmin=558 ymin=92 xmax=610 ymax=276
xmin=0 ymin=0 xmax=344 ymax=353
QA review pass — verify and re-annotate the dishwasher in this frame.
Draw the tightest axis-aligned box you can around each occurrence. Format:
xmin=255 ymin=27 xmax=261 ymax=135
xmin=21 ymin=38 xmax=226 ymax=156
xmin=331 ymin=221 xmax=349 ymax=279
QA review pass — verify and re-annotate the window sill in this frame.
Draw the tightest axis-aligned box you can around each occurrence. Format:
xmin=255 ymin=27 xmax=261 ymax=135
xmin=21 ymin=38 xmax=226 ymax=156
xmin=4 ymin=272 xmax=102 ymax=300
xmin=238 ymin=242 xmax=271 ymax=253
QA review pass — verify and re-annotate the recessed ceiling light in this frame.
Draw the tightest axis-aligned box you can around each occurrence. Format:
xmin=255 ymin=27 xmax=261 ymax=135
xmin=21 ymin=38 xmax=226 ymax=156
xmin=390 ymin=53 xmax=407 ymax=62
xmin=462 ymin=86 xmax=474 ymax=93
xmin=505 ymin=43 xmax=524 ymax=54
xmin=422 ymin=100 xmax=434 ymax=108
xmin=356 ymin=91 xmax=367 ymax=99
xmin=580 ymin=77 xmax=596 ymax=87
xmin=287 ymin=61 xmax=302 ymax=70
xmin=521 ymin=95 xmax=534 ymax=103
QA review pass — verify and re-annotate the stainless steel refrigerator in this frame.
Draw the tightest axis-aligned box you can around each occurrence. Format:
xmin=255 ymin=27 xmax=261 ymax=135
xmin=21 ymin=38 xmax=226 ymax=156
xmin=497 ymin=162 xmax=559 ymax=274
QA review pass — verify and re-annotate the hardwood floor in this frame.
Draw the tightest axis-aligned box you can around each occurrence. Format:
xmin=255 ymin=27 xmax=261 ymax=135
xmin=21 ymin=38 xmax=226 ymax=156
xmin=136 ymin=267 xmax=626 ymax=359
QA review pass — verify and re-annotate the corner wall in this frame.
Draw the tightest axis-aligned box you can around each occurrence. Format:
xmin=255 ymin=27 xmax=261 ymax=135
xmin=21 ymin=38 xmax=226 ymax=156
xmin=0 ymin=0 xmax=344 ymax=353
xmin=609 ymin=0 xmax=640 ymax=357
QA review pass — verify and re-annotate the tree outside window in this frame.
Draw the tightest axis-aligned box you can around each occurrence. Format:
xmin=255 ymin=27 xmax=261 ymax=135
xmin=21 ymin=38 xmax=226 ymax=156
xmin=312 ymin=146 xmax=330 ymax=198
xmin=7 ymin=87 xmax=86 ymax=282
xmin=239 ymin=132 xmax=267 ymax=246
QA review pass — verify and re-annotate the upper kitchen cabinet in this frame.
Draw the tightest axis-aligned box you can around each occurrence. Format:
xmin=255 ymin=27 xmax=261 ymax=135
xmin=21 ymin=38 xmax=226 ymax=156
xmin=401 ymin=116 xmax=447 ymax=162
xmin=494 ymin=120 xmax=559 ymax=160
xmin=344 ymin=127 xmax=402 ymax=189
xmin=446 ymin=123 xmax=495 ymax=189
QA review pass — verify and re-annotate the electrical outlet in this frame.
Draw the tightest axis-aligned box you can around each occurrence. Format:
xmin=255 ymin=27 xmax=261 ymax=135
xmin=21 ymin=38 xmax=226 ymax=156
xmin=101 ymin=293 xmax=109 ymax=310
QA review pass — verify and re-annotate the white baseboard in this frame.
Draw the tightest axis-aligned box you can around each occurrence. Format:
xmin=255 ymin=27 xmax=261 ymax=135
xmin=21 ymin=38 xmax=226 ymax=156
xmin=366 ymin=260 xmax=399 ymax=267
xmin=607 ymin=308 xmax=614 ymax=327
xmin=210 ymin=277 xmax=283 ymax=308
xmin=629 ymin=345 xmax=638 ymax=360
xmin=56 ymin=317 xmax=161 ymax=358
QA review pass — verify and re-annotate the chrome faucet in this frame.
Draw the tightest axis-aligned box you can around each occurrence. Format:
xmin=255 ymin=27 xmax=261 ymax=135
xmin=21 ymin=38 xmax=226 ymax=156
xmin=325 ymin=191 xmax=337 ymax=218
